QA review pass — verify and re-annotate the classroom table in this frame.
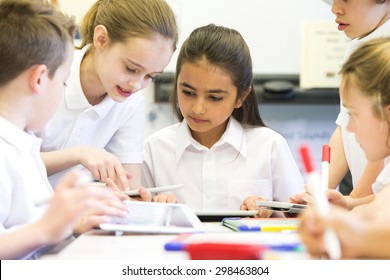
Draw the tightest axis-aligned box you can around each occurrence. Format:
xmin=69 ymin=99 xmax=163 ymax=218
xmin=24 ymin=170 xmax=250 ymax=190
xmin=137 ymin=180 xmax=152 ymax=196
xmin=39 ymin=222 xmax=308 ymax=260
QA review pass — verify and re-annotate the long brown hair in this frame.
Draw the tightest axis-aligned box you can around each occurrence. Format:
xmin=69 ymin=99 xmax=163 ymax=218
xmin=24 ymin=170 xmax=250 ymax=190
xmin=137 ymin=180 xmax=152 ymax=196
xmin=171 ymin=24 xmax=265 ymax=127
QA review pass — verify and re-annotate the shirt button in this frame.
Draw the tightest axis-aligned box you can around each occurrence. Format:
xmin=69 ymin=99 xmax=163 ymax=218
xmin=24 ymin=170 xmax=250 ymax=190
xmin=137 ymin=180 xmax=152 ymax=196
xmin=75 ymin=129 xmax=83 ymax=137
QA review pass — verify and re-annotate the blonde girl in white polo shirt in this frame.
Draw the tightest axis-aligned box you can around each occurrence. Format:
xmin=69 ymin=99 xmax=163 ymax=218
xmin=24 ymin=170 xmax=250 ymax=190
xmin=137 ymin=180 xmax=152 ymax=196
xmin=290 ymin=0 xmax=390 ymax=209
xmin=38 ymin=0 xmax=178 ymax=192
xmin=142 ymin=24 xmax=305 ymax=217
xmin=300 ymin=38 xmax=390 ymax=259
xmin=327 ymin=0 xmax=390 ymax=197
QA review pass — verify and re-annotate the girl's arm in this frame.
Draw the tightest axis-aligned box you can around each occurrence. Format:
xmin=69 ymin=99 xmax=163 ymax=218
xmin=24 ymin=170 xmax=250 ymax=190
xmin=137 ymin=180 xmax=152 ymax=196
xmin=328 ymin=126 xmax=349 ymax=189
xmin=350 ymin=160 xmax=383 ymax=198
xmin=41 ymin=147 xmax=130 ymax=190
xmin=122 ymin=163 xmax=142 ymax=189
xmin=328 ymin=127 xmax=382 ymax=197
xmin=41 ymin=148 xmax=81 ymax=176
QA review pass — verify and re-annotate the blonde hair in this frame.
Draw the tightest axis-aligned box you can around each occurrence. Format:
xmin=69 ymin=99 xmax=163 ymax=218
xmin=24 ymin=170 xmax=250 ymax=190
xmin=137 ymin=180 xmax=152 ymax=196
xmin=79 ymin=0 xmax=178 ymax=50
xmin=48 ymin=0 xmax=60 ymax=10
xmin=340 ymin=37 xmax=390 ymax=120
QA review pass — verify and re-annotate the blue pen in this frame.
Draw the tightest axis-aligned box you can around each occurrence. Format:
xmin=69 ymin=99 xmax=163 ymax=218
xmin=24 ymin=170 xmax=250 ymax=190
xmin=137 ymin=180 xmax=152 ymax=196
xmin=164 ymin=234 xmax=192 ymax=251
xmin=237 ymin=225 xmax=261 ymax=231
xmin=269 ymin=243 xmax=304 ymax=252
xmin=164 ymin=241 xmax=187 ymax=251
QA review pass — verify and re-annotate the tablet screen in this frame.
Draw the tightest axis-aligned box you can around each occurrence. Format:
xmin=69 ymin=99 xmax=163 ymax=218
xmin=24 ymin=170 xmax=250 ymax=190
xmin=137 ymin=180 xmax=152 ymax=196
xmin=100 ymin=201 xmax=204 ymax=234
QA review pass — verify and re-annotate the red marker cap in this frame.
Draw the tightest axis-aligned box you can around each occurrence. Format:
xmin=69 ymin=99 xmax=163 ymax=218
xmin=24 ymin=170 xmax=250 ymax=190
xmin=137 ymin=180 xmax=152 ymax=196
xmin=299 ymin=145 xmax=315 ymax=173
xmin=322 ymin=145 xmax=331 ymax=163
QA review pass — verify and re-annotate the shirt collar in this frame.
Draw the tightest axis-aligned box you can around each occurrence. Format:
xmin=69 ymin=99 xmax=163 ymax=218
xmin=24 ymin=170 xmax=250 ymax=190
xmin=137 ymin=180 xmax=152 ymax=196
xmin=377 ymin=156 xmax=390 ymax=184
xmin=363 ymin=19 xmax=390 ymax=41
xmin=348 ymin=19 xmax=390 ymax=55
xmin=64 ymin=44 xmax=116 ymax=119
xmin=0 ymin=117 xmax=42 ymax=154
xmin=175 ymin=117 xmax=247 ymax=163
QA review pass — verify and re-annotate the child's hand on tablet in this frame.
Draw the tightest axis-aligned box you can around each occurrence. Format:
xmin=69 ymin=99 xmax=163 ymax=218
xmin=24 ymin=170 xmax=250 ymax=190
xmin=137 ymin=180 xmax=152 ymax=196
xmin=241 ymin=196 xmax=272 ymax=218
xmin=152 ymin=193 xmax=178 ymax=203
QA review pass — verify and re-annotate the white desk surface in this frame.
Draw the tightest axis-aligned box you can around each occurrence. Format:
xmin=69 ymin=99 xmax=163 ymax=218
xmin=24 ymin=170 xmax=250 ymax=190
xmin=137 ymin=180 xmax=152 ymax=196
xmin=40 ymin=222 xmax=234 ymax=260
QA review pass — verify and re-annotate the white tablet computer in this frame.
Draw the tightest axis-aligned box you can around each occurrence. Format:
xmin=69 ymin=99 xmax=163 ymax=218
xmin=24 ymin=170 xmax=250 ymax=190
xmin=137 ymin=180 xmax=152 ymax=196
xmin=99 ymin=201 xmax=204 ymax=234
xmin=122 ymin=184 xmax=185 ymax=197
xmin=256 ymin=201 xmax=307 ymax=214
xmin=193 ymin=210 xmax=258 ymax=222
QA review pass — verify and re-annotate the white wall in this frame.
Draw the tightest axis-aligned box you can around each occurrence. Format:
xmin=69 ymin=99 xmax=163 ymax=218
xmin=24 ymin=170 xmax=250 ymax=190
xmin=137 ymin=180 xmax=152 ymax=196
xmin=167 ymin=0 xmax=334 ymax=74
xmin=59 ymin=0 xmax=334 ymax=74
xmin=58 ymin=0 xmax=96 ymax=25
xmin=59 ymin=0 xmax=339 ymax=169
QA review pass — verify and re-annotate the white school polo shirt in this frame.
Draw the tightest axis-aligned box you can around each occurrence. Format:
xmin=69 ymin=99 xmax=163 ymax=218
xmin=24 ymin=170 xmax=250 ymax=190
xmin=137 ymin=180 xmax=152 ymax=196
xmin=142 ymin=117 xmax=305 ymax=210
xmin=336 ymin=19 xmax=390 ymax=186
xmin=38 ymin=45 xmax=145 ymax=187
xmin=372 ymin=156 xmax=390 ymax=195
xmin=0 ymin=117 xmax=53 ymax=259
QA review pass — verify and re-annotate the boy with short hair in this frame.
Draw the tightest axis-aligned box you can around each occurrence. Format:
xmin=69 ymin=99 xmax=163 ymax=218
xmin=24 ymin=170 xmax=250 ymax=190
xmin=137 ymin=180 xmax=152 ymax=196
xmin=0 ymin=0 xmax=128 ymax=259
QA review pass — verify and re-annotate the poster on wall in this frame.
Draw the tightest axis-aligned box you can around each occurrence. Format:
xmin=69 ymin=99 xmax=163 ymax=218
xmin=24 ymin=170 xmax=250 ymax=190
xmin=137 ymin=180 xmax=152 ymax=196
xmin=300 ymin=21 xmax=350 ymax=89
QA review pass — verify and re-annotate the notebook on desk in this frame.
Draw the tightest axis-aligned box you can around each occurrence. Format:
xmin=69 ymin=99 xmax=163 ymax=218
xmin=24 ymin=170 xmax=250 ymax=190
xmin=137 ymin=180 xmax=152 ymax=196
xmin=222 ymin=217 xmax=299 ymax=232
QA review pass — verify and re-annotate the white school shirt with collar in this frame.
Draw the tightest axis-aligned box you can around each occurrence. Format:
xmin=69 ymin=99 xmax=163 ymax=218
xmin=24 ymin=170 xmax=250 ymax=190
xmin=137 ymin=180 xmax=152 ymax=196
xmin=336 ymin=19 xmax=390 ymax=187
xmin=38 ymin=45 xmax=145 ymax=187
xmin=0 ymin=117 xmax=53 ymax=259
xmin=372 ymin=156 xmax=390 ymax=195
xmin=142 ymin=117 xmax=305 ymax=210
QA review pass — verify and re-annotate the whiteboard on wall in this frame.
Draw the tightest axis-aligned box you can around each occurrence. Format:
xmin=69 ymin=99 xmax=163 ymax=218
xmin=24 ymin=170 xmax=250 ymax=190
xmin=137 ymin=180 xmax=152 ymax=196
xmin=60 ymin=0 xmax=335 ymax=74
xmin=166 ymin=0 xmax=335 ymax=74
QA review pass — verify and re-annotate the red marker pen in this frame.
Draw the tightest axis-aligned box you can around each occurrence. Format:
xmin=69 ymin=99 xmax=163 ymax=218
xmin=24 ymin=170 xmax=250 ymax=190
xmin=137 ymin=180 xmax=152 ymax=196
xmin=321 ymin=145 xmax=330 ymax=193
xmin=299 ymin=144 xmax=341 ymax=260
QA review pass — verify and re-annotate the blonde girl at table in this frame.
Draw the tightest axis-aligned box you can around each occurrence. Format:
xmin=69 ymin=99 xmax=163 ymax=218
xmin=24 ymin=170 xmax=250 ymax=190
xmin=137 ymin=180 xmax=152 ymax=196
xmin=38 ymin=0 xmax=178 ymax=192
xmin=328 ymin=0 xmax=390 ymax=197
xmin=300 ymin=37 xmax=390 ymax=259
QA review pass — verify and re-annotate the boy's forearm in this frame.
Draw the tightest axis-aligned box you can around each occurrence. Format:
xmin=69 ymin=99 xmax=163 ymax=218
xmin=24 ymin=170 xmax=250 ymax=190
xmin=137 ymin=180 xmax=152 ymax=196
xmin=0 ymin=223 xmax=48 ymax=260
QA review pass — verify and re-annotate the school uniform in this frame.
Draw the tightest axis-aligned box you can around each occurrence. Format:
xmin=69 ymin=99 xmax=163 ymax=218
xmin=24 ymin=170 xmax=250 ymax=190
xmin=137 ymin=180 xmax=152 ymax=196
xmin=0 ymin=117 xmax=53 ymax=259
xmin=336 ymin=19 xmax=390 ymax=187
xmin=38 ymin=45 xmax=144 ymax=187
xmin=372 ymin=156 xmax=390 ymax=195
xmin=142 ymin=117 xmax=304 ymax=210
